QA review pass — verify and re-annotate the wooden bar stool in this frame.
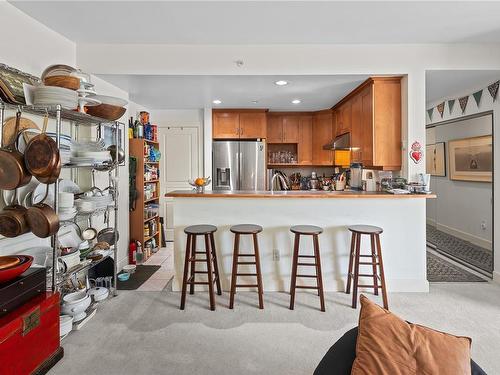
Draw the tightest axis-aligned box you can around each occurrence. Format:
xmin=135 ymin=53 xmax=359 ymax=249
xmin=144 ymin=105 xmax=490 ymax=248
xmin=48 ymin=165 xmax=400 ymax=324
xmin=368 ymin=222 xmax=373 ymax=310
xmin=346 ymin=225 xmax=388 ymax=310
xmin=229 ymin=224 xmax=264 ymax=309
xmin=289 ymin=225 xmax=325 ymax=312
xmin=180 ymin=224 xmax=222 ymax=311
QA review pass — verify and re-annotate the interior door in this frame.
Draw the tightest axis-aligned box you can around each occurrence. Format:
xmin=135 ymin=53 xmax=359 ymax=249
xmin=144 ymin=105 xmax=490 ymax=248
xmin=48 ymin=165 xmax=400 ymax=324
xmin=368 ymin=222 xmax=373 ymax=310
xmin=158 ymin=126 xmax=200 ymax=240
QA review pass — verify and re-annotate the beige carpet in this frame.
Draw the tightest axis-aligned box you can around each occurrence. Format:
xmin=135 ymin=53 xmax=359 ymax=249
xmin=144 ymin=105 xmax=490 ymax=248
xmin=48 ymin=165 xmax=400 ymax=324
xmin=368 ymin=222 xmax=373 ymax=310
xmin=52 ymin=283 xmax=500 ymax=374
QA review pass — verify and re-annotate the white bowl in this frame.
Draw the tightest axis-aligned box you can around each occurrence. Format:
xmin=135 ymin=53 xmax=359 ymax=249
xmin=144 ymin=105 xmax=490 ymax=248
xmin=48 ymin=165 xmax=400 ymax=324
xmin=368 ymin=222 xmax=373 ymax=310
xmin=88 ymin=287 xmax=109 ymax=302
xmin=62 ymin=292 xmax=91 ymax=322
xmin=123 ymin=264 xmax=137 ymax=274
xmin=59 ymin=315 xmax=74 ymax=337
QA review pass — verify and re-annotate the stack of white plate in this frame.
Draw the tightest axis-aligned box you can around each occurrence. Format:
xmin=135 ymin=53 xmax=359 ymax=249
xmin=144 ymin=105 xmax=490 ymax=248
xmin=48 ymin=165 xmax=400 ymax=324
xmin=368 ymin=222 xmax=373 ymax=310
xmin=74 ymin=199 xmax=96 ymax=214
xmin=33 ymin=86 xmax=78 ymax=110
xmin=58 ymin=206 xmax=77 ymax=221
xmin=46 ymin=133 xmax=74 ymax=164
xmin=78 ymin=194 xmax=113 ymax=210
xmin=70 ymin=150 xmax=111 ymax=166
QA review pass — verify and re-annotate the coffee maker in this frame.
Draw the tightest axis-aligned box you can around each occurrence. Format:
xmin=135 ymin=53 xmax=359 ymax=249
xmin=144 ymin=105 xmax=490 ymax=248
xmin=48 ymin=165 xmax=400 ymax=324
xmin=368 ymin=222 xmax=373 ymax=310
xmin=350 ymin=163 xmax=363 ymax=190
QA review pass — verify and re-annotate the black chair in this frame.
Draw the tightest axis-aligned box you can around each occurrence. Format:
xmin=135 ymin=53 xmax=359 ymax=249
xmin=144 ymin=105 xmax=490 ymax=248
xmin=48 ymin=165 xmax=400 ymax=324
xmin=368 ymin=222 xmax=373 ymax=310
xmin=314 ymin=327 xmax=487 ymax=375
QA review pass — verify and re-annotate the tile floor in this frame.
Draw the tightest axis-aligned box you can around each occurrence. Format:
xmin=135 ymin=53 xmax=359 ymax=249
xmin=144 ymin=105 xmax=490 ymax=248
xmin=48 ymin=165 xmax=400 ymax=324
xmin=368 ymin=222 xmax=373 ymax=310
xmin=136 ymin=243 xmax=174 ymax=291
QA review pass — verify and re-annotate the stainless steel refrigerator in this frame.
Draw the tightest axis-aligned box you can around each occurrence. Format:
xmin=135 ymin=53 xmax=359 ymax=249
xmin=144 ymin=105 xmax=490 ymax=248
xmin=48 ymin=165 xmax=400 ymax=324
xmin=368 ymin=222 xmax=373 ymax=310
xmin=213 ymin=140 xmax=266 ymax=190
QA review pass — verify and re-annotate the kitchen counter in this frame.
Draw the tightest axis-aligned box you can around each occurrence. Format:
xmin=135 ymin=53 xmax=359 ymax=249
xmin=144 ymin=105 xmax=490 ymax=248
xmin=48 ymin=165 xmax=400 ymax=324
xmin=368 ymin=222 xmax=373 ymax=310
xmin=166 ymin=189 xmax=430 ymax=294
xmin=165 ymin=190 xmax=436 ymax=198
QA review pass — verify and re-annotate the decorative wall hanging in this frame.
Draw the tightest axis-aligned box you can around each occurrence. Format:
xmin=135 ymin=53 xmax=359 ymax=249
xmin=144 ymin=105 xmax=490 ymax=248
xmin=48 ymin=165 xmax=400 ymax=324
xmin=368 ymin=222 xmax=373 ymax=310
xmin=449 ymin=135 xmax=492 ymax=182
xmin=473 ymin=89 xmax=483 ymax=107
xmin=448 ymin=99 xmax=456 ymax=114
xmin=437 ymin=102 xmax=445 ymax=118
xmin=425 ymin=142 xmax=446 ymax=177
xmin=427 ymin=108 xmax=434 ymax=121
xmin=459 ymin=96 xmax=469 ymax=114
xmin=488 ymin=80 xmax=499 ymax=101
xmin=410 ymin=141 xmax=423 ymax=164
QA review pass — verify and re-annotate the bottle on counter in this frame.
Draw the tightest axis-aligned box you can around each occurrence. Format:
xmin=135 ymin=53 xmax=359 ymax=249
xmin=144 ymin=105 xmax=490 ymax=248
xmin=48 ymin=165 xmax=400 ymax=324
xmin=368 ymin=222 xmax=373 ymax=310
xmin=136 ymin=241 xmax=144 ymax=264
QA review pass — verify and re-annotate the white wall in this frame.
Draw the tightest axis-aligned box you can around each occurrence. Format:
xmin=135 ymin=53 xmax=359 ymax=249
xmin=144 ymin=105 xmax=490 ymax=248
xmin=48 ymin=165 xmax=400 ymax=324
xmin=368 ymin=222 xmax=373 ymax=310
xmin=426 ymin=77 xmax=499 ymax=277
xmin=426 ymin=115 xmax=492 ymax=250
xmin=0 ymin=2 xmax=142 ymax=272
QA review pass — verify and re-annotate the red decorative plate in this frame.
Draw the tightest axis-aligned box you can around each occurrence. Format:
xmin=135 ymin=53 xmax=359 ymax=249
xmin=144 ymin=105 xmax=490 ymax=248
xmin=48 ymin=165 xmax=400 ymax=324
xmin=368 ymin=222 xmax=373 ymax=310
xmin=0 ymin=255 xmax=33 ymax=284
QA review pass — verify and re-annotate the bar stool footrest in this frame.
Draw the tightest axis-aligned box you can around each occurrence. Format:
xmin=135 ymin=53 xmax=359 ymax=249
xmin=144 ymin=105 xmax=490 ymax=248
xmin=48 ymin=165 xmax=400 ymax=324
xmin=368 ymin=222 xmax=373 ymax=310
xmin=295 ymin=285 xmax=319 ymax=290
xmin=236 ymin=273 xmax=258 ymax=277
xmin=296 ymin=274 xmax=317 ymax=278
xmin=235 ymin=284 xmax=259 ymax=288
xmin=297 ymin=262 xmax=317 ymax=266
xmin=237 ymin=261 xmax=256 ymax=265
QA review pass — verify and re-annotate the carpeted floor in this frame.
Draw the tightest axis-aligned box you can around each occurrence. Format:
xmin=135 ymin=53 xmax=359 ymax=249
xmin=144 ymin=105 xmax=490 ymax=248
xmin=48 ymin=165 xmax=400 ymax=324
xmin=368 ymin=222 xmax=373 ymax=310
xmin=426 ymin=225 xmax=493 ymax=272
xmin=52 ymin=283 xmax=500 ymax=375
xmin=426 ymin=252 xmax=487 ymax=282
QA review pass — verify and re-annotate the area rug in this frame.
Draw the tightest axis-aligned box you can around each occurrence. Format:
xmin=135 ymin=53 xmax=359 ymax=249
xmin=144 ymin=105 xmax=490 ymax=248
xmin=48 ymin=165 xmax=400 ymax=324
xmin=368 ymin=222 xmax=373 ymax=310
xmin=117 ymin=265 xmax=161 ymax=290
xmin=426 ymin=224 xmax=492 ymax=272
xmin=426 ymin=252 xmax=486 ymax=282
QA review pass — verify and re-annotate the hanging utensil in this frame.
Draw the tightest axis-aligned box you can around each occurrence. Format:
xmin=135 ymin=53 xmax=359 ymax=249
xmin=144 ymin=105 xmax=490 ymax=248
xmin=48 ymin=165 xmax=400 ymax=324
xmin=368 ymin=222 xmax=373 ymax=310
xmin=0 ymin=111 xmax=32 ymax=190
xmin=0 ymin=189 xmax=30 ymax=237
xmin=24 ymin=114 xmax=60 ymax=180
xmin=82 ymin=217 xmax=97 ymax=241
xmin=26 ymin=184 xmax=60 ymax=238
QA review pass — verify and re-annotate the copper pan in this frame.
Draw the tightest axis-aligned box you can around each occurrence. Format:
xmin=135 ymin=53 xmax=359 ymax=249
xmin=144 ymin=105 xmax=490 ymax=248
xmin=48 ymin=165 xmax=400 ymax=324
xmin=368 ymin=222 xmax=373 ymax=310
xmin=26 ymin=185 xmax=59 ymax=238
xmin=0 ymin=112 xmax=32 ymax=190
xmin=24 ymin=114 xmax=60 ymax=179
xmin=0 ymin=190 xmax=30 ymax=237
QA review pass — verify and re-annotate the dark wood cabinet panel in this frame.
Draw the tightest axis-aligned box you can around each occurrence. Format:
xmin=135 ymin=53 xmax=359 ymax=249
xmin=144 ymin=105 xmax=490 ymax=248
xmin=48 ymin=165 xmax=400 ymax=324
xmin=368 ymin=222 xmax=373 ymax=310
xmin=266 ymin=116 xmax=283 ymax=143
xmin=312 ymin=111 xmax=333 ymax=165
xmin=283 ymin=116 xmax=299 ymax=143
xmin=298 ymin=115 xmax=313 ymax=165
xmin=213 ymin=112 xmax=240 ymax=139
xmin=240 ymin=113 xmax=267 ymax=139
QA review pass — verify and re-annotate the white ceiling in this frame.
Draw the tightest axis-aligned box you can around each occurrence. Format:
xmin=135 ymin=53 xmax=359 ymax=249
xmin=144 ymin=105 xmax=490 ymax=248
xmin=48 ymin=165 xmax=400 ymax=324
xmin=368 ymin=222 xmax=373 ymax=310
xmin=426 ymin=70 xmax=500 ymax=104
xmin=97 ymin=74 xmax=369 ymax=110
xmin=10 ymin=1 xmax=500 ymax=44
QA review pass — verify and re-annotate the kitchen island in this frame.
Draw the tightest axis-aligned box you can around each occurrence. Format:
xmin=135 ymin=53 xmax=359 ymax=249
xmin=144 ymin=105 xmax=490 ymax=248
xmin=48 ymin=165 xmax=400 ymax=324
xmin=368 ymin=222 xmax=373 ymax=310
xmin=165 ymin=190 xmax=435 ymax=293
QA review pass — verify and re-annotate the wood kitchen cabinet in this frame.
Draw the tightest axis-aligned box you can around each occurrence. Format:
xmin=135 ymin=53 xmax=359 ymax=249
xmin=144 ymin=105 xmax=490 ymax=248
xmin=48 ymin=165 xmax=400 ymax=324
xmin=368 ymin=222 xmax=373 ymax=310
xmin=332 ymin=77 xmax=402 ymax=170
xmin=298 ymin=115 xmax=313 ymax=165
xmin=266 ymin=115 xmax=299 ymax=143
xmin=213 ymin=110 xmax=267 ymax=139
xmin=312 ymin=110 xmax=333 ymax=165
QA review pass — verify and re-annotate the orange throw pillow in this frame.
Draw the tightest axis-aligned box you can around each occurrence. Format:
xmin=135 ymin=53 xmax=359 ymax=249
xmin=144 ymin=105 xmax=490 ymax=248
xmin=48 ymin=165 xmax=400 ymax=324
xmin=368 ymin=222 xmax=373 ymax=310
xmin=351 ymin=295 xmax=471 ymax=375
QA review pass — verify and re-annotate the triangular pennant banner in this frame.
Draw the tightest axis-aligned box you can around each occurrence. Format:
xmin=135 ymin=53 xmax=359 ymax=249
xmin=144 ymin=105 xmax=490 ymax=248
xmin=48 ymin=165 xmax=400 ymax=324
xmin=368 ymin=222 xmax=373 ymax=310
xmin=488 ymin=80 xmax=499 ymax=101
xmin=473 ymin=90 xmax=483 ymax=107
xmin=427 ymin=108 xmax=434 ymax=121
xmin=437 ymin=102 xmax=445 ymax=118
xmin=448 ymin=99 xmax=456 ymax=114
xmin=459 ymin=96 xmax=469 ymax=114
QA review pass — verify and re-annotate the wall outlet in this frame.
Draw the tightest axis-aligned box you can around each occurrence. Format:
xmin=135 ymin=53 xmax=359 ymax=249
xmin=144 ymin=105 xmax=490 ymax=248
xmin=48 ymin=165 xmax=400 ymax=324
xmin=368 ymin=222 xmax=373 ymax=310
xmin=481 ymin=220 xmax=487 ymax=231
xmin=273 ymin=248 xmax=280 ymax=261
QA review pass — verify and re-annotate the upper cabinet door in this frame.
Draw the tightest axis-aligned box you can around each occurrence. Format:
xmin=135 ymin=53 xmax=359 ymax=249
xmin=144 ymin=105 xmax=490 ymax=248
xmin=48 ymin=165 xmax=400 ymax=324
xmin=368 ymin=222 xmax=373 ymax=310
xmin=240 ymin=113 xmax=267 ymax=139
xmin=282 ymin=116 xmax=299 ymax=143
xmin=312 ymin=111 xmax=333 ymax=165
xmin=360 ymin=85 xmax=374 ymax=167
xmin=213 ymin=112 xmax=240 ymax=139
xmin=266 ymin=116 xmax=283 ymax=143
xmin=338 ymin=102 xmax=352 ymax=135
xmin=350 ymin=94 xmax=363 ymax=163
xmin=298 ymin=115 xmax=313 ymax=165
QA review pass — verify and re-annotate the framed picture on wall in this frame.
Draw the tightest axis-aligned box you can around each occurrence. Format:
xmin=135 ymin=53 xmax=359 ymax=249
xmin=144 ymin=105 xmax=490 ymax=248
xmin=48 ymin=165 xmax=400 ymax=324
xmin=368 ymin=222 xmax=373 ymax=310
xmin=449 ymin=135 xmax=492 ymax=182
xmin=426 ymin=142 xmax=446 ymax=177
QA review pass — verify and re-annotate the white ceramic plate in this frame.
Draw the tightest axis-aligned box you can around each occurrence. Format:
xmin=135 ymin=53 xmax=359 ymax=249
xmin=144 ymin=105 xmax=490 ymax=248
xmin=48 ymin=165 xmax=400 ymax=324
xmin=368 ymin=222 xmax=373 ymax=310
xmin=59 ymin=179 xmax=81 ymax=194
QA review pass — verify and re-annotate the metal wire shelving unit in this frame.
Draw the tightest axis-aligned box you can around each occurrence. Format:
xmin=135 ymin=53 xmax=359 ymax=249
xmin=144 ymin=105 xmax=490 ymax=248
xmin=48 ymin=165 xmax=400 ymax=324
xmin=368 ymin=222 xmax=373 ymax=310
xmin=0 ymin=100 xmax=122 ymax=296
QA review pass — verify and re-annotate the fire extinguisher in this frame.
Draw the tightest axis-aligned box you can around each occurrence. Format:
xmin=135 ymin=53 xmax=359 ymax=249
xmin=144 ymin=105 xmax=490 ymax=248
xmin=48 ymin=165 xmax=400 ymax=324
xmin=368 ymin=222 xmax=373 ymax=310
xmin=129 ymin=241 xmax=137 ymax=265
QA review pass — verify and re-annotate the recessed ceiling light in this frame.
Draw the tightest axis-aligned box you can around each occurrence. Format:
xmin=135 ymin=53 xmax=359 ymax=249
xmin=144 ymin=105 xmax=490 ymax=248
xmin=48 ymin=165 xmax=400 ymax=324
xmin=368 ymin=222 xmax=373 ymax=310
xmin=212 ymin=99 xmax=222 ymax=105
xmin=251 ymin=100 xmax=259 ymax=104
xmin=291 ymin=99 xmax=301 ymax=104
xmin=275 ymin=80 xmax=288 ymax=86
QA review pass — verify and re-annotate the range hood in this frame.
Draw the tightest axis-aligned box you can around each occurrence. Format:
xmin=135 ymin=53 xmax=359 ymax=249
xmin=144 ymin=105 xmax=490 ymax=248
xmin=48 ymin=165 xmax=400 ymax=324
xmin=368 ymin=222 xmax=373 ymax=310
xmin=323 ymin=132 xmax=351 ymax=150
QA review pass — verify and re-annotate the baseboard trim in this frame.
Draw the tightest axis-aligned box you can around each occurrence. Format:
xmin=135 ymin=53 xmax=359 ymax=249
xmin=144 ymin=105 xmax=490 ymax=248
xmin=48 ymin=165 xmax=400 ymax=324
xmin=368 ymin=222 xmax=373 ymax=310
xmin=493 ymin=271 xmax=500 ymax=284
xmin=432 ymin=222 xmax=492 ymax=251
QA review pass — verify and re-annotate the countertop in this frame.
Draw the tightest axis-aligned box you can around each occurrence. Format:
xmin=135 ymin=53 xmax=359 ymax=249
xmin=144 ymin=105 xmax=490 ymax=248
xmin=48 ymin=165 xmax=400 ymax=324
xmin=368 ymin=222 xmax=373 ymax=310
xmin=165 ymin=190 xmax=436 ymax=199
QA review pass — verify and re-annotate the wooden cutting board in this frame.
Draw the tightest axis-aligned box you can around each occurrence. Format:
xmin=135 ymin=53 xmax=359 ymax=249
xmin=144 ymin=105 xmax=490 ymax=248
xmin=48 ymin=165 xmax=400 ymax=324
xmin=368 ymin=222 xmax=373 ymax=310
xmin=1 ymin=116 xmax=39 ymax=147
xmin=0 ymin=256 xmax=21 ymax=270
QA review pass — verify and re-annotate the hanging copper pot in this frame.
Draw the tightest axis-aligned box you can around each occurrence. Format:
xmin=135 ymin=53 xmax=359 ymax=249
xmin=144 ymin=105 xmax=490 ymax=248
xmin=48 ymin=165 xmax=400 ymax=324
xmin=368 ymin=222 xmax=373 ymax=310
xmin=0 ymin=190 xmax=30 ymax=237
xmin=0 ymin=111 xmax=32 ymax=190
xmin=26 ymin=185 xmax=59 ymax=238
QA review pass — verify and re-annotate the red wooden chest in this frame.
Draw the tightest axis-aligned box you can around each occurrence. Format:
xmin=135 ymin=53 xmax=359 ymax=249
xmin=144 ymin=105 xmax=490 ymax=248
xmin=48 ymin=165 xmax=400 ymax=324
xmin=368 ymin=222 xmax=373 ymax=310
xmin=0 ymin=292 xmax=61 ymax=375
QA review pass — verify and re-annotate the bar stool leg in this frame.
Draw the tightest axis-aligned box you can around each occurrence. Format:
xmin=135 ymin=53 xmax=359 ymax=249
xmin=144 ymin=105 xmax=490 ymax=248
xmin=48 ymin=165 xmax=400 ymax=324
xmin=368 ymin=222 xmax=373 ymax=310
xmin=370 ymin=234 xmax=379 ymax=296
xmin=352 ymin=233 xmax=361 ymax=309
xmin=346 ymin=232 xmax=356 ymax=294
xmin=289 ymin=233 xmax=300 ymax=310
xmin=375 ymin=234 xmax=389 ymax=310
xmin=313 ymin=234 xmax=325 ymax=312
xmin=180 ymin=234 xmax=192 ymax=310
xmin=189 ymin=235 xmax=197 ymax=295
xmin=205 ymin=234 xmax=216 ymax=311
xmin=229 ymin=233 xmax=240 ymax=309
xmin=210 ymin=233 xmax=222 ymax=295
xmin=253 ymin=233 xmax=264 ymax=309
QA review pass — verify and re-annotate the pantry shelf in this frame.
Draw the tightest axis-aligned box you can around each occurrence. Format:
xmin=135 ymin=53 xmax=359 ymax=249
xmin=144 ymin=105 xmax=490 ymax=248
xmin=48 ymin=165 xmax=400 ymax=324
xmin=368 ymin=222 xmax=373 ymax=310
xmin=144 ymin=215 xmax=159 ymax=223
